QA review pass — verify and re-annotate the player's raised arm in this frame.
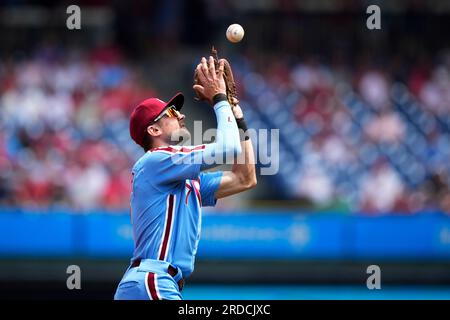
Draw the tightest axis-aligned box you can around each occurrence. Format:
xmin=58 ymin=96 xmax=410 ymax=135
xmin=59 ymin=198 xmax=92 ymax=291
xmin=215 ymin=103 xmax=257 ymax=198
xmin=192 ymin=56 xmax=242 ymax=165
xmin=193 ymin=55 xmax=256 ymax=198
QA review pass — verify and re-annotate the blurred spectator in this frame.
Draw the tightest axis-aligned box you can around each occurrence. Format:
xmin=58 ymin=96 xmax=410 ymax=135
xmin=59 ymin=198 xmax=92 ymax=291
xmin=360 ymin=160 xmax=405 ymax=214
xmin=296 ymin=164 xmax=334 ymax=205
xmin=365 ymin=109 xmax=406 ymax=144
xmin=421 ymin=171 xmax=450 ymax=214
xmin=420 ymin=65 xmax=450 ymax=115
xmin=358 ymin=70 xmax=390 ymax=110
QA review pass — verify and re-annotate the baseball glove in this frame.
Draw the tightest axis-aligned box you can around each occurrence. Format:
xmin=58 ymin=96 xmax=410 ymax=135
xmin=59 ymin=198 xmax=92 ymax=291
xmin=194 ymin=46 xmax=239 ymax=107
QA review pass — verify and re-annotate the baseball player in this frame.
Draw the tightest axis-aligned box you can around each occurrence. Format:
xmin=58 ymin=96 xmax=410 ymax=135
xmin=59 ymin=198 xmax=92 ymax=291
xmin=114 ymin=56 xmax=256 ymax=300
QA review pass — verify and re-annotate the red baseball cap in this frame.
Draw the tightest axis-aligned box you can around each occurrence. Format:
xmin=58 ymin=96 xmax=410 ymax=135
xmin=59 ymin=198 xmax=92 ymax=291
xmin=129 ymin=92 xmax=184 ymax=148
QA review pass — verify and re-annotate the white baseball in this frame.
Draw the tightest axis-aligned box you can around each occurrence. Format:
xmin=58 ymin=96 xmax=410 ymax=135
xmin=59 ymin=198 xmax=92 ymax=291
xmin=226 ymin=24 xmax=244 ymax=43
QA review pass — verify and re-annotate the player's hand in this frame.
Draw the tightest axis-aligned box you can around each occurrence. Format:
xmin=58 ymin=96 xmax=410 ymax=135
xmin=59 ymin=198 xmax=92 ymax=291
xmin=193 ymin=56 xmax=226 ymax=106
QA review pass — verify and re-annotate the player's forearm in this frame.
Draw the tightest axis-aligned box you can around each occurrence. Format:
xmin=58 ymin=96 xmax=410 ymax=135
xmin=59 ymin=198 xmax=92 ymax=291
xmin=230 ymin=105 xmax=256 ymax=187
xmin=232 ymin=138 xmax=257 ymax=188
xmin=213 ymin=111 xmax=257 ymax=199
xmin=197 ymin=96 xmax=241 ymax=169
xmin=213 ymin=96 xmax=241 ymax=155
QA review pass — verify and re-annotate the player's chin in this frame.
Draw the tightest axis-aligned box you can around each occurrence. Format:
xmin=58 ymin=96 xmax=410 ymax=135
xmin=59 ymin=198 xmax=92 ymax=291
xmin=169 ymin=127 xmax=191 ymax=145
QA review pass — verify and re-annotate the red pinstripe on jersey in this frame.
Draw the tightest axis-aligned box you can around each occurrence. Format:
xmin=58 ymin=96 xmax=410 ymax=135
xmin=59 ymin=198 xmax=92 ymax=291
xmin=158 ymin=194 xmax=175 ymax=261
xmin=192 ymin=179 xmax=202 ymax=205
xmin=185 ymin=183 xmax=192 ymax=204
xmin=185 ymin=180 xmax=201 ymax=206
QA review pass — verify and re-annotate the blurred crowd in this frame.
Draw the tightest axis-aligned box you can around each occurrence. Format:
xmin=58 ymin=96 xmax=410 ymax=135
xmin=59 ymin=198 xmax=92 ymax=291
xmin=0 ymin=46 xmax=155 ymax=211
xmin=235 ymin=50 xmax=450 ymax=214
xmin=0 ymin=45 xmax=449 ymax=214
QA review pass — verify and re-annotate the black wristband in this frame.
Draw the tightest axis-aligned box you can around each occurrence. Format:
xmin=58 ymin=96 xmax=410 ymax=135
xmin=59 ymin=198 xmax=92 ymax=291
xmin=212 ymin=93 xmax=227 ymax=105
xmin=236 ymin=118 xmax=250 ymax=141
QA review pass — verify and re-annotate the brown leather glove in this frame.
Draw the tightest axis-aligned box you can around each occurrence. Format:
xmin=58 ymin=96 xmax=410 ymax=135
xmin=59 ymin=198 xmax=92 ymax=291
xmin=194 ymin=46 xmax=239 ymax=107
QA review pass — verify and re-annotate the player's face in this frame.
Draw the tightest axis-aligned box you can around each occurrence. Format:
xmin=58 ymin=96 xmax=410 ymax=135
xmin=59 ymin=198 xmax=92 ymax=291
xmin=158 ymin=108 xmax=191 ymax=145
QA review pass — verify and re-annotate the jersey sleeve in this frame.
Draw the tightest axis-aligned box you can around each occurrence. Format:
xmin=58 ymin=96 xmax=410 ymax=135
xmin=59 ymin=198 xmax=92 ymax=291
xmin=199 ymin=171 xmax=223 ymax=207
xmin=144 ymin=147 xmax=204 ymax=185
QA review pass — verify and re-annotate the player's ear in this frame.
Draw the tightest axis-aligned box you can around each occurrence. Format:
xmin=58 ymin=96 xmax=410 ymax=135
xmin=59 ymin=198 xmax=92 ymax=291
xmin=147 ymin=125 xmax=162 ymax=138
